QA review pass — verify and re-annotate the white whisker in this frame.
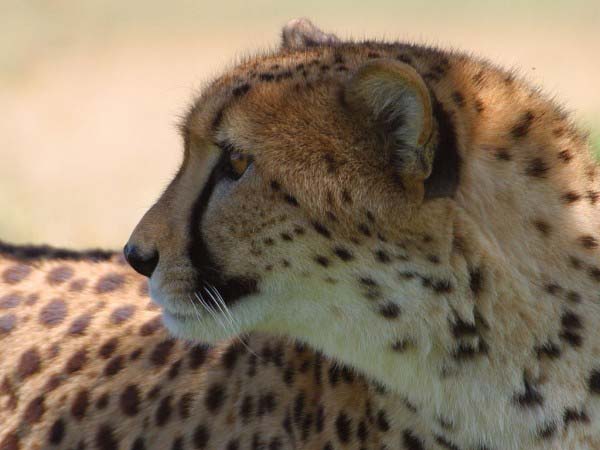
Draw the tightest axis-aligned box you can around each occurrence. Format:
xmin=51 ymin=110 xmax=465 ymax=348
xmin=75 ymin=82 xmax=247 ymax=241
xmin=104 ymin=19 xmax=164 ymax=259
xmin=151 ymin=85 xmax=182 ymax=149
xmin=204 ymin=284 xmax=261 ymax=361
xmin=193 ymin=291 xmax=229 ymax=334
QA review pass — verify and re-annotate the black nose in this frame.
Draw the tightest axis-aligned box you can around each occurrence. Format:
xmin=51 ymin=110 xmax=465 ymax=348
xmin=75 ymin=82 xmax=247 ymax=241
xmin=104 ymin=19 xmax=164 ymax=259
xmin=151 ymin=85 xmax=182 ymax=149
xmin=123 ymin=244 xmax=159 ymax=278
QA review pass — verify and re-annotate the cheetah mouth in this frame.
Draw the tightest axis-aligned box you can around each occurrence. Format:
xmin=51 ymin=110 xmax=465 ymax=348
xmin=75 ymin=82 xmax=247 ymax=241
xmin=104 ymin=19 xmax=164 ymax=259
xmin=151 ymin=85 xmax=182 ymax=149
xmin=190 ymin=274 xmax=260 ymax=307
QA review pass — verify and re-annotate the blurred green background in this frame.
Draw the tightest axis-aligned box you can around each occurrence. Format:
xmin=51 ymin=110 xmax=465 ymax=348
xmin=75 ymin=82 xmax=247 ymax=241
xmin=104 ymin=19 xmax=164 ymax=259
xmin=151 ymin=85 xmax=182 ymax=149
xmin=1 ymin=1 xmax=599 ymax=248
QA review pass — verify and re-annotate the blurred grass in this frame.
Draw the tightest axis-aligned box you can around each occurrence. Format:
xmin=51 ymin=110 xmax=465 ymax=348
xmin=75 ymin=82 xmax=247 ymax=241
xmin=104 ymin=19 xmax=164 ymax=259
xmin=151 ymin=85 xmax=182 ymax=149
xmin=1 ymin=0 xmax=598 ymax=248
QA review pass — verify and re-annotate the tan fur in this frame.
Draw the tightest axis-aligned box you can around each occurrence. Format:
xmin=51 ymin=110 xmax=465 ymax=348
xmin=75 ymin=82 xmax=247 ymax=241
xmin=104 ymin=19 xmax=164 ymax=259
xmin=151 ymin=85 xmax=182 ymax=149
xmin=2 ymin=20 xmax=599 ymax=449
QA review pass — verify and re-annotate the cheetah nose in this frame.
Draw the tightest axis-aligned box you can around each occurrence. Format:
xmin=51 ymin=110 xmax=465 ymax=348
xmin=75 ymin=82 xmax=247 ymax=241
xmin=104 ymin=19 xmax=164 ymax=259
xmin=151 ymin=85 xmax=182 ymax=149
xmin=123 ymin=244 xmax=159 ymax=278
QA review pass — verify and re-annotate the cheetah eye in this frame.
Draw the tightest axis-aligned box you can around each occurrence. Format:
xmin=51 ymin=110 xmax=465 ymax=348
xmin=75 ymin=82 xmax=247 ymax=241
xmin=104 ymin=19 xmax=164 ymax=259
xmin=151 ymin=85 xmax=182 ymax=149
xmin=217 ymin=141 xmax=254 ymax=180
xmin=224 ymin=151 xmax=253 ymax=180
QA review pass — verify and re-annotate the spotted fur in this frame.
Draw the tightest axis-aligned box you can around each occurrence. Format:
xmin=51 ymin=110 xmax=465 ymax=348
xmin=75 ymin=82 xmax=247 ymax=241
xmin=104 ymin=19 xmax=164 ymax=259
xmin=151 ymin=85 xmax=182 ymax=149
xmin=3 ymin=19 xmax=600 ymax=449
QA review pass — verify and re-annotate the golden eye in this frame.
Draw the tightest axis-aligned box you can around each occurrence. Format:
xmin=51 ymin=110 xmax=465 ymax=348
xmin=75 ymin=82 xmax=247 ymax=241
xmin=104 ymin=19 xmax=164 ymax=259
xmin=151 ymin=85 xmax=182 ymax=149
xmin=226 ymin=151 xmax=253 ymax=180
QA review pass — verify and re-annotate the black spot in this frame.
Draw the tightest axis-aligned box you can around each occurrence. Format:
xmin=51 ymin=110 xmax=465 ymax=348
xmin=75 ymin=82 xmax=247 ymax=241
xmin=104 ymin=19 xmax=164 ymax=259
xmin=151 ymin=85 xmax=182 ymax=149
xmin=469 ymin=268 xmax=483 ymax=295
xmin=269 ymin=437 xmax=282 ymax=450
xmin=205 ymin=384 xmax=226 ymax=412
xmin=39 ymin=299 xmax=67 ymax=327
xmin=376 ymin=410 xmax=390 ymax=431
xmin=312 ymin=221 xmax=331 ymax=238
xmin=435 ymin=435 xmax=460 ymax=450
xmin=47 ymin=265 xmax=74 ymax=284
xmin=359 ymin=277 xmax=377 ymax=287
xmin=314 ymin=256 xmax=330 ymax=267
xmin=155 ymin=395 xmax=173 ymax=426
xmin=342 ymin=190 xmax=352 ymax=204
xmin=333 ymin=247 xmax=353 ymax=261
xmin=240 ymin=395 xmax=254 ymax=422
xmin=495 ymin=148 xmax=512 ymax=161
xmin=579 ymin=235 xmax=598 ymax=249
xmin=375 ymin=250 xmax=390 ymax=263
xmin=452 ymin=91 xmax=465 ymax=107
xmin=48 ymin=418 xmax=66 ymax=444
xmin=533 ymin=220 xmax=551 ymax=236
xmin=452 ymin=340 xmax=488 ymax=360
xmin=564 ymin=408 xmax=589 ymax=427
xmin=514 ymin=377 xmax=544 ymax=408
xmin=95 ymin=273 xmax=125 ymax=294
xmin=17 ymin=347 xmax=42 ymax=379
xmin=562 ymin=191 xmax=581 ymax=203
xmin=232 ymin=83 xmax=251 ymax=97
xmin=280 ymin=233 xmax=293 ymax=242
xmin=68 ymin=313 xmax=92 ymax=335
xmin=95 ymin=393 xmax=110 ymax=410
xmin=378 ymin=303 xmax=401 ymax=319
xmin=65 ymin=348 xmax=87 ymax=373
xmin=131 ymin=437 xmax=146 ymax=450
xmin=178 ymin=393 xmax=193 ymax=419
xmin=566 ymin=291 xmax=581 ymax=303
xmin=283 ymin=366 xmax=295 ymax=385
xmin=538 ymin=422 xmax=557 ymax=439
xmin=120 ymin=385 xmax=140 ymax=416
xmin=192 ymin=424 xmax=210 ymax=448
xmin=188 ymin=344 xmax=209 ymax=370
xmin=402 ymin=429 xmax=425 ymax=450
xmin=168 ymin=359 xmax=182 ymax=379
xmin=322 ymin=153 xmax=337 ymax=173
xmin=560 ymin=311 xmax=583 ymax=347
xmin=284 ymin=194 xmax=299 ymax=207
xmin=71 ymin=390 xmax=89 ymax=420
xmin=511 ymin=111 xmax=535 ymax=138
xmin=535 ymin=342 xmax=561 ymax=359
xmin=392 ymin=340 xmax=410 ymax=352
xmin=0 ymin=292 xmax=21 ymax=309
xmin=104 ymin=355 xmax=124 ymax=376
xmin=560 ymin=330 xmax=583 ymax=347
xmin=433 ymin=279 xmax=453 ymax=293
xmin=589 ymin=266 xmax=600 ymax=282
xmin=525 ymin=158 xmax=549 ymax=178
xmin=150 ymin=340 xmax=176 ymax=366
xmin=95 ymin=424 xmax=119 ymax=450
xmin=24 ymin=395 xmax=46 ymax=424
xmin=335 ymin=412 xmax=352 ymax=444
xmin=427 ymin=254 xmax=440 ymax=264
xmin=258 ymin=392 xmax=277 ymax=416
xmin=139 ymin=316 xmax=163 ymax=336
xmin=451 ymin=318 xmax=477 ymax=338
xmin=171 ymin=437 xmax=184 ymax=450
xmin=474 ymin=99 xmax=485 ymax=113
xmin=586 ymin=190 xmax=599 ymax=204
xmin=2 ymin=263 xmax=31 ymax=284
xmin=358 ymin=223 xmax=371 ymax=236
xmin=558 ymin=149 xmax=573 ymax=163
xmin=147 ymin=385 xmax=161 ymax=400
xmin=561 ymin=311 xmax=582 ymax=330
xmin=259 ymin=73 xmax=275 ymax=82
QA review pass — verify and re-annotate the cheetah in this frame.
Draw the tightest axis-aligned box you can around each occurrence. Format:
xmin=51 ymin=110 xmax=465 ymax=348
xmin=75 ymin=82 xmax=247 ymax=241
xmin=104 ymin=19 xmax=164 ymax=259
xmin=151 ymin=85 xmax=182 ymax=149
xmin=2 ymin=18 xmax=600 ymax=450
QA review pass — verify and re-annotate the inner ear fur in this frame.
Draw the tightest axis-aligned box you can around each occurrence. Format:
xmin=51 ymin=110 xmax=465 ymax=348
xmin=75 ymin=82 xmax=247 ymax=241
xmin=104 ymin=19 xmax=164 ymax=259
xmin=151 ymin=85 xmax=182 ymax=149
xmin=344 ymin=59 xmax=436 ymax=183
xmin=281 ymin=18 xmax=339 ymax=50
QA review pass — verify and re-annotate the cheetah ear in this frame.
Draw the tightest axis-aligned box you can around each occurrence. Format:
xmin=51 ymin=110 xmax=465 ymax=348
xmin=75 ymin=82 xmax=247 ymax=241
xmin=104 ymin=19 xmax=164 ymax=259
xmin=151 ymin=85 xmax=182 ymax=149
xmin=281 ymin=18 xmax=339 ymax=50
xmin=344 ymin=59 xmax=436 ymax=183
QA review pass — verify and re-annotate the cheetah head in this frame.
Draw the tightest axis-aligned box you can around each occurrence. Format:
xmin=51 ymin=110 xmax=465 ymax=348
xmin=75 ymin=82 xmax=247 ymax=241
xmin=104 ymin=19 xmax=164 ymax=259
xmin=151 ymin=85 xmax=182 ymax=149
xmin=126 ymin=19 xmax=461 ymax=376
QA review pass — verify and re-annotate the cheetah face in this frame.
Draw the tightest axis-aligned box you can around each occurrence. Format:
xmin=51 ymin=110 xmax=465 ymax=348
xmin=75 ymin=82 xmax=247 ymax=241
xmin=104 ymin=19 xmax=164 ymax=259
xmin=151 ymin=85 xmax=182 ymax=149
xmin=126 ymin=32 xmax=459 ymax=360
